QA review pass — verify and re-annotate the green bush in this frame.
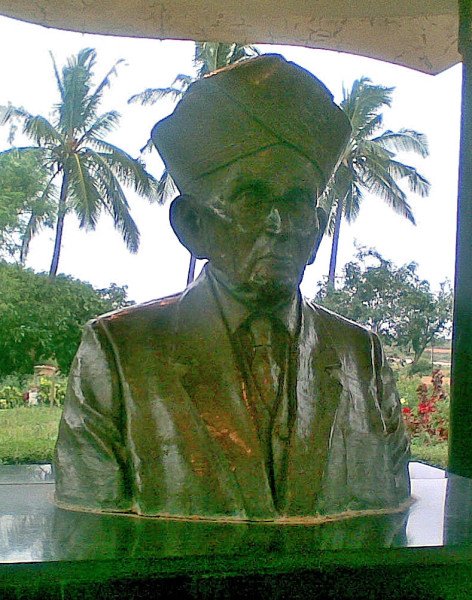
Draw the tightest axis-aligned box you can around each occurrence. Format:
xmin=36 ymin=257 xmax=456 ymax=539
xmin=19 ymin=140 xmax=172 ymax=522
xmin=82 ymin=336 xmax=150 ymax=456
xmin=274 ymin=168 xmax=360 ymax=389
xmin=402 ymin=369 xmax=449 ymax=447
xmin=408 ymin=358 xmax=432 ymax=376
xmin=37 ymin=376 xmax=67 ymax=406
xmin=0 ymin=261 xmax=132 ymax=376
xmin=396 ymin=374 xmax=423 ymax=409
xmin=0 ymin=373 xmax=67 ymax=409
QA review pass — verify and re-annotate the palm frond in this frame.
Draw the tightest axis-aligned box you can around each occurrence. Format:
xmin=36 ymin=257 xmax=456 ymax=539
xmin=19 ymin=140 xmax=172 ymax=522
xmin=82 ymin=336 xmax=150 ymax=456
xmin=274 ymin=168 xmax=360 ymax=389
xmin=173 ymin=73 xmax=195 ymax=87
xmin=139 ymin=138 xmax=155 ymax=155
xmin=83 ymin=57 xmax=125 ymax=127
xmin=342 ymin=78 xmax=393 ymax=134
xmin=343 ymin=182 xmax=364 ymax=223
xmin=78 ymin=110 xmax=120 ymax=145
xmin=49 ymin=51 xmax=65 ymax=100
xmin=129 ymin=72 xmax=193 ymax=106
xmin=387 ymin=160 xmax=431 ymax=197
xmin=90 ymin=139 xmax=159 ymax=201
xmin=80 ymin=148 xmax=140 ymax=252
xmin=357 ymin=138 xmax=394 ymax=162
xmin=156 ymin=169 xmax=178 ymax=203
xmin=374 ymin=129 xmax=429 ymax=158
xmin=106 ymin=190 xmax=140 ymax=253
xmin=65 ymin=153 xmax=102 ymax=229
xmin=359 ymin=158 xmax=416 ymax=224
xmin=128 ymin=85 xmax=187 ymax=105
xmin=22 ymin=115 xmax=63 ymax=147
xmin=195 ymin=42 xmax=259 ymax=77
xmin=56 ymin=48 xmax=97 ymax=135
xmin=356 ymin=113 xmax=384 ymax=141
xmin=0 ymin=104 xmax=33 ymax=126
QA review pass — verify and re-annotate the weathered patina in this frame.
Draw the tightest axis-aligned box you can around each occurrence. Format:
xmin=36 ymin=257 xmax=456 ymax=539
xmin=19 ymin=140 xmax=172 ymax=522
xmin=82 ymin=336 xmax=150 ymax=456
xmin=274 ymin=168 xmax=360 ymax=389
xmin=54 ymin=55 xmax=410 ymax=520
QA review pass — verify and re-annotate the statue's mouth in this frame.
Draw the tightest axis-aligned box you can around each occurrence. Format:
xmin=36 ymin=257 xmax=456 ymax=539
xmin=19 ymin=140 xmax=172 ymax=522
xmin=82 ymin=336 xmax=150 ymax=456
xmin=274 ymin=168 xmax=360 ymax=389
xmin=255 ymin=254 xmax=293 ymax=266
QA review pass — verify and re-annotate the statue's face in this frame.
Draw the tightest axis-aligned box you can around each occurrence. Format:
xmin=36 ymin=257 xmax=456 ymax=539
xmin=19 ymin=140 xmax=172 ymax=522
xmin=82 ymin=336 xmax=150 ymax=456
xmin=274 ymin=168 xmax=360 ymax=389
xmin=197 ymin=146 xmax=324 ymax=302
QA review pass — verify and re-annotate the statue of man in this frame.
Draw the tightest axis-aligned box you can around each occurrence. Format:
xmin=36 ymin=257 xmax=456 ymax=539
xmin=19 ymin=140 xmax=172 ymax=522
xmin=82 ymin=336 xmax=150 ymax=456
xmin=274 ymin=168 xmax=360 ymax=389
xmin=54 ymin=55 xmax=410 ymax=520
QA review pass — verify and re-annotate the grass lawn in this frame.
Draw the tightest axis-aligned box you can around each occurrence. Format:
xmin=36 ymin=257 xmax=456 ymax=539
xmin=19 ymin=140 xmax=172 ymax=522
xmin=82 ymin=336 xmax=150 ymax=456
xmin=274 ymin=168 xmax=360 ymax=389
xmin=0 ymin=406 xmax=62 ymax=464
xmin=0 ymin=406 xmax=449 ymax=470
xmin=410 ymin=439 xmax=448 ymax=469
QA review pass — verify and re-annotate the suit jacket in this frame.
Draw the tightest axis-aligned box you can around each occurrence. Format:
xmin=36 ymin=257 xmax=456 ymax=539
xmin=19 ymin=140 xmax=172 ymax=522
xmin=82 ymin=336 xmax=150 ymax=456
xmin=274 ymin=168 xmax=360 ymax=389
xmin=54 ymin=269 xmax=410 ymax=520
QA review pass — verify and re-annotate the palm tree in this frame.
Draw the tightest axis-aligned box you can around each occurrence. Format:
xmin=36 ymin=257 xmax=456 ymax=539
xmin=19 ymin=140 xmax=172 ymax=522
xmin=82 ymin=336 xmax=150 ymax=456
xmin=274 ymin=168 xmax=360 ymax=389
xmin=321 ymin=77 xmax=430 ymax=288
xmin=1 ymin=48 xmax=158 ymax=277
xmin=129 ymin=42 xmax=260 ymax=284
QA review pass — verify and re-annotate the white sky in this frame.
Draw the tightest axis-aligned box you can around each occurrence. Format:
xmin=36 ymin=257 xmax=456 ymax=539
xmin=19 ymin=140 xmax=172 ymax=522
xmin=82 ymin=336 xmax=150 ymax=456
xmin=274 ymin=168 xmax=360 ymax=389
xmin=0 ymin=15 xmax=462 ymax=303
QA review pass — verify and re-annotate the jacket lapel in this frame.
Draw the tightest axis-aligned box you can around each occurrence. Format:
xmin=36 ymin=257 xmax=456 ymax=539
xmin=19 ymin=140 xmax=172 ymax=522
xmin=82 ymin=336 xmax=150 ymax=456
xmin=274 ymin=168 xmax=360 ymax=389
xmin=173 ymin=272 xmax=277 ymax=519
xmin=283 ymin=300 xmax=344 ymax=516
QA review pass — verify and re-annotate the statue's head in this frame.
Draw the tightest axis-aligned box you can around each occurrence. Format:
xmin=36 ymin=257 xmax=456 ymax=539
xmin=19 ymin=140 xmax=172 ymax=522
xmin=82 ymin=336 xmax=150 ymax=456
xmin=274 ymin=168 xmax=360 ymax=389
xmin=152 ymin=55 xmax=351 ymax=303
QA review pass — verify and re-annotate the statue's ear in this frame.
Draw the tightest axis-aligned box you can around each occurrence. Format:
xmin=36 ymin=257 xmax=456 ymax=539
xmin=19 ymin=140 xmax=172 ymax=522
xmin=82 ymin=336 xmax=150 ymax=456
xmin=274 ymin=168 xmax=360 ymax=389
xmin=307 ymin=206 xmax=329 ymax=265
xmin=170 ymin=194 xmax=208 ymax=259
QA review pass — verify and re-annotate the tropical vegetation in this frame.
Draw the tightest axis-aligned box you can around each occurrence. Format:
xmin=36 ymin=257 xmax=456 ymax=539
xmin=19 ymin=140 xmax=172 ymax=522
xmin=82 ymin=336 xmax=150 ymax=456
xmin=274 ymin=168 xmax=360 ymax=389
xmin=0 ymin=261 xmax=132 ymax=376
xmin=316 ymin=247 xmax=453 ymax=367
xmin=321 ymin=77 xmax=430 ymax=286
xmin=0 ymin=48 xmax=159 ymax=276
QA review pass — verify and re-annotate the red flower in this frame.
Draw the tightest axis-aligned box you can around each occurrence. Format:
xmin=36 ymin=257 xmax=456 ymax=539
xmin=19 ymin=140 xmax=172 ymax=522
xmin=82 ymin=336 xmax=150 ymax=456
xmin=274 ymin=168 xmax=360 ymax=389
xmin=402 ymin=406 xmax=412 ymax=415
xmin=418 ymin=401 xmax=434 ymax=414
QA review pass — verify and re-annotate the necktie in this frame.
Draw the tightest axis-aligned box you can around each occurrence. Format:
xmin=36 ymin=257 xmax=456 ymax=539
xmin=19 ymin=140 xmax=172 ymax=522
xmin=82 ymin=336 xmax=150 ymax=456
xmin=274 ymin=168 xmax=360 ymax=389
xmin=250 ymin=316 xmax=281 ymax=413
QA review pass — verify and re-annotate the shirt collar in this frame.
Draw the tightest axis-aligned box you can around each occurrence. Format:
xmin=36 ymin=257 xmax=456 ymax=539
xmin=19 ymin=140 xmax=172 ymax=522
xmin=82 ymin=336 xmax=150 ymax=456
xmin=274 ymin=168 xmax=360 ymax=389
xmin=207 ymin=265 xmax=300 ymax=337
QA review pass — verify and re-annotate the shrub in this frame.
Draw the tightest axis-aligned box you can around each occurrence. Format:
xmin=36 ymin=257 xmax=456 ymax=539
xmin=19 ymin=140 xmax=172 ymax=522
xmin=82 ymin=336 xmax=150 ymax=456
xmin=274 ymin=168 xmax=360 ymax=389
xmin=0 ymin=382 xmax=24 ymax=409
xmin=396 ymin=374 xmax=423 ymax=408
xmin=0 ymin=373 xmax=67 ymax=408
xmin=0 ymin=261 xmax=132 ymax=376
xmin=408 ymin=358 xmax=432 ymax=376
xmin=402 ymin=369 xmax=449 ymax=444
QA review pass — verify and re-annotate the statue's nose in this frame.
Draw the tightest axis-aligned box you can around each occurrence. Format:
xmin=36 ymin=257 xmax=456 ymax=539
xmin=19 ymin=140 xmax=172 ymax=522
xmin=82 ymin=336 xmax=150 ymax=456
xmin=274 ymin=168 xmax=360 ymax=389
xmin=265 ymin=207 xmax=282 ymax=234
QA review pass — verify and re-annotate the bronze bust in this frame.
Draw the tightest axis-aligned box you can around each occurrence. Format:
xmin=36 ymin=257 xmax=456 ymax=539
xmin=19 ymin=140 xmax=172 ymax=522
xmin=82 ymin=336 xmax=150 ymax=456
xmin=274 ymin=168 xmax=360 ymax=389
xmin=54 ymin=55 xmax=410 ymax=521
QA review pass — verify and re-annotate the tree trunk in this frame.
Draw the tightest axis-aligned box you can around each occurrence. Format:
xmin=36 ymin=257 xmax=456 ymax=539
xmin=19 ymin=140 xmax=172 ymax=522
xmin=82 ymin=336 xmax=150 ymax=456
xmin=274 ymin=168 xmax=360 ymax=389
xmin=49 ymin=174 xmax=68 ymax=278
xmin=328 ymin=197 xmax=344 ymax=288
xmin=187 ymin=254 xmax=196 ymax=286
xmin=19 ymin=213 xmax=35 ymax=265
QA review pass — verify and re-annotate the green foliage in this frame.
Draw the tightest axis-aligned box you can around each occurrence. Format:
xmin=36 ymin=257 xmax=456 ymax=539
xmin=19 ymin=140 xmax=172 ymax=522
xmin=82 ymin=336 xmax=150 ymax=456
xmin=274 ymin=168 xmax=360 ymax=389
xmin=0 ymin=374 xmax=67 ymax=409
xmin=322 ymin=77 xmax=430 ymax=284
xmin=37 ymin=376 xmax=67 ymax=406
xmin=0 ymin=406 xmax=62 ymax=464
xmin=401 ymin=369 xmax=449 ymax=454
xmin=0 ymin=261 xmax=133 ymax=376
xmin=408 ymin=358 xmax=433 ymax=376
xmin=0 ymin=150 xmax=56 ymax=262
xmin=1 ymin=48 xmax=159 ymax=276
xmin=316 ymin=247 xmax=453 ymax=365
xmin=394 ymin=369 xmax=449 ymax=468
xmin=0 ymin=380 xmax=24 ymax=409
xmin=396 ymin=374 xmax=423 ymax=408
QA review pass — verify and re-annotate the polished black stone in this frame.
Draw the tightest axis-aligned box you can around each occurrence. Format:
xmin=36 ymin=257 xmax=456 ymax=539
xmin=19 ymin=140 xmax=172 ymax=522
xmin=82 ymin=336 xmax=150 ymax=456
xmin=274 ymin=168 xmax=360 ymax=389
xmin=0 ymin=463 xmax=53 ymax=485
xmin=1 ymin=462 xmax=472 ymax=599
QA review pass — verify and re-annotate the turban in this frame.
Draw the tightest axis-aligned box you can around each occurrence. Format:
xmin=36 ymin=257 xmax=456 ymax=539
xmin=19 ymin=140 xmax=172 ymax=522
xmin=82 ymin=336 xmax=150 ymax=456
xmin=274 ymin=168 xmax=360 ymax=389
xmin=151 ymin=54 xmax=351 ymax=192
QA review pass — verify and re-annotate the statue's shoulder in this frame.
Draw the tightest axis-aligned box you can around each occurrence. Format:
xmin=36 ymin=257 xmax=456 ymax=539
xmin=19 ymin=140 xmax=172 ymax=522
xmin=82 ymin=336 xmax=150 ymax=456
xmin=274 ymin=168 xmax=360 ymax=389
xmin=304 ymin=298 xmax=373 ymax=341
xmin=91 ymin=291 xmax=183 ymax=333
